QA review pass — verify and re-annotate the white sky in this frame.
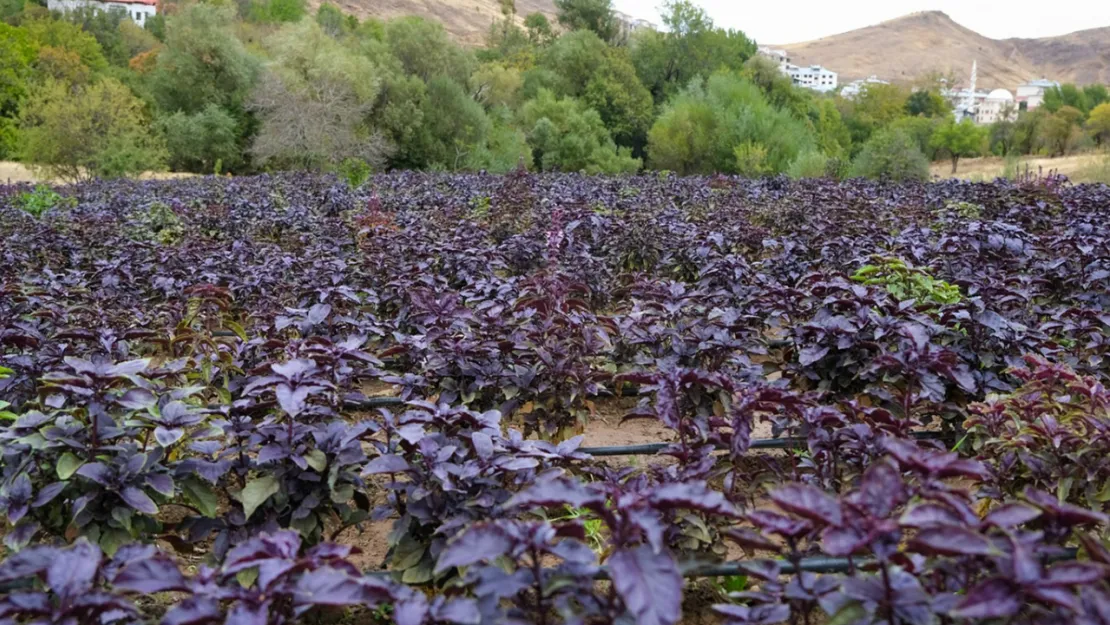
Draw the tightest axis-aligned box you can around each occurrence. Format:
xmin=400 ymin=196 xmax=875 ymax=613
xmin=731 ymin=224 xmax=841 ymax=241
xmin=611 ymin=0 xmax=1110 ymax=44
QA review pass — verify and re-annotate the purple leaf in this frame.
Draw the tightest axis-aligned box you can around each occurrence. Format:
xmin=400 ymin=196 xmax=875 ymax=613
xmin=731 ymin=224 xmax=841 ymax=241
xmin=909 ymin=527 xmax=995 ymax=557
xmin=363 ymin=454 xmax=411 ymax=474
xmin=507 ymin=478 xmax=605 ymax=510
xmin=798 ymin=345 xmax=829 ymax=366
xmin=982 ymin=503 xmax=1042 ymax=529
xmin=608 ymin=545 xmax=682 ymax=625
xmin=76 ymin=463 xmax=113 ymax=486
xmin=276 ymin=384 xmax=311 ymax=417
xmin=112 ymin=556 xmax=187 ymax=593
xmin=121 ymin=486 xmax=158 ymax=515
xmin=769 ymin=484 xmax=842 ymax=526
xmin=162 ymin=596 xmax=222 ymax=625
xmin=950 ymin=579 xmax=1020 ymax=619
xmin=46 ymin=539 xmax=101 ymax=598
xmin=435 ymin=524 xmax=513 ymax=573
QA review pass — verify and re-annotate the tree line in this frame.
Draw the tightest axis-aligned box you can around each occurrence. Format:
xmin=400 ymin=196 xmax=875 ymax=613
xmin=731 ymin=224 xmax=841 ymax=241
xmin=1 ymin=0 xmax=1108 ymax=182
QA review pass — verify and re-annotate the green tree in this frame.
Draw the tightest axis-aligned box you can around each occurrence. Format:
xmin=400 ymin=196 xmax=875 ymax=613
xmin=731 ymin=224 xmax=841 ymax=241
xmin=150 ymin=3 xmax=260 ymax=115
xmin=20 ymin=78 xmax=166 ymax=182
xmin=1083 ymin=84 xmax=1109 ymax=111
xmin=249 ymin=20 xmax=388 ymax=170
xmin=1087 ymin=102 xmax=1110 ymax=147
xmin=158 ymin=104 xmax=242 ymax=173
xmin=316 ymin=3 xmax=349 ymax=38
xmin=630 ymin=0 xmax=755 ymax=104
xmin=988 ymin=119 xmax=1016 ymax=155
xmin=385 ymin=16 xmax=474 ymax=84
xmin=0 ymin=23 xmax=37 ymax=158
xmin=554 ymin=0 xmax=617 ymax=42
xmin=519 ymin=88 xmax=639 ymax=173
xmin=372 ymin=74 xmax=426 ymax=169
xmin=537 ymin=30 xmax=653 ymax=151
xmin=930 ymin=118 xmax=984 ymax=173
xmin=848 ymin=128 xmax=929 ymax=182
xmin=22 ymin=16 xmax=107 ymax=72
xmin=1043 ymin=84 xmax=1089 ymax=114
xmin=647 ymin=73 xmax=814 ymax=175
xmin=905 ymin=88 xmax=950 ymax=118
xmin=470 ymin=62 xmax=524 ymax=110
xmin=838 ymin=82 xmax=909 ymax=149
xmin=409 ymin=76 xmax=490 ymax=169
xmin=888 ymin=116 xmax=941 ymax=160
xmin=524 ymin=12 xmax=554 ymax=46
xmin=466 ymin=106 xmax=532 ymax=172
xmin=0 ymin=0 xmax=24 ymax=21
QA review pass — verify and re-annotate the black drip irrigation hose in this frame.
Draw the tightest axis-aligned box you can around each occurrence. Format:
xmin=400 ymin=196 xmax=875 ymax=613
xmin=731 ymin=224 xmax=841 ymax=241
xmin=578 ymin=430 xmax=957 ymax=457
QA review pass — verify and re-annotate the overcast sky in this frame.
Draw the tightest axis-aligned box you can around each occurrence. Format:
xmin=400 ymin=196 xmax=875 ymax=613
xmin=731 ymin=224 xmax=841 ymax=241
xmin=610 ymin=0 xmax=1110 ymax=44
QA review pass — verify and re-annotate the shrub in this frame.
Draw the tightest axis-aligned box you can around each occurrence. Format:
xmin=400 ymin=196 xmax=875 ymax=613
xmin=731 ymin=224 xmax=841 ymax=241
xmin=848 ymin=128 xmax=930 ymax=182
xmin=15 ymin=184 xmax=73 ymax=218
xmin=786 ymin=149 xmax=830 ymax=179
xmin=338 ymin=157 xmax=372 ymax=190
xmin=19 ymin=78 xmax=166 ymax=183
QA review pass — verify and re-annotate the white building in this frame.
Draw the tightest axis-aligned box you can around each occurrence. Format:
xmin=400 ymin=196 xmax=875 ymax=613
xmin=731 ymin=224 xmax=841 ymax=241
xmin=47 ymin=0 xmax=156 ymax=25
xmin=613 ymin=11 xmax=656 ymax=41
xmin=840 ymin=75 xmax=889 ymax=99
xmin=976 ymin=88 xmax=1016 ymax=124
xmin=781 ymin=63 xmax=838 ymax=93
xmin=757 ymin=46 xmax=791 ymax=66
xmin=1016 ymin=79 xmax=1060 ymax=111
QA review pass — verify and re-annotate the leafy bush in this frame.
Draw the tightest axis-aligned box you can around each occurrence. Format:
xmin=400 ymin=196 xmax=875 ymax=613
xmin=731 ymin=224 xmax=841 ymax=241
xmin=338 ymin=157 xmax=373 ymax=190
xmin=786 ymin=149 xmax=830 ymax=179
xmin=852 ymin=256 xmax=961 ymax=305
xmin=15 ymin=184 xmax=73 ymax=218
xmin=848 ymin=127 xmax=930 ymax=182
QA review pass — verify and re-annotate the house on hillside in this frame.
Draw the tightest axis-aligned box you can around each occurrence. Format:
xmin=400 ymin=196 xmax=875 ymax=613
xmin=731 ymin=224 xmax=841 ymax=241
xmin=782 ymin=64 xmax=838 ymax=93
xmin=613 ymin=11 xmax=656 ymax=41
xmin=47 ymin=0 xmax=156 ymax=25
xmin=757 ymin=46 xmax=791 ymax=66
xmin=840 ymin=76 xmax=889 ymax=99
xmin=1016 ymin=79 xmax=1060 ymax=111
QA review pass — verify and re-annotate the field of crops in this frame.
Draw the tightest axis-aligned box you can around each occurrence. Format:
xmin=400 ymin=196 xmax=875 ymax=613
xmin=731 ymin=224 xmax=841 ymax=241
xmin=3 ymin=171 xmax=1110 ymax=624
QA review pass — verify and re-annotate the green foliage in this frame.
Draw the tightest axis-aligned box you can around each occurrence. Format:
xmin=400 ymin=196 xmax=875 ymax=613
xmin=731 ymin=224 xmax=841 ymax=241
xmin=989 ymin=119 xmax=1017 ymax=156
xmin=150 ymin=3 xmax=260 ymax=115
xmin=0 ymin=24 xmax=36 ymax=158
xmin=16 ymin=184 xmax=74 ymax=218
xmin=930 ymin=118 xmax=985 ymax=173
xmin=852 ymin=257 xmax=961 ymax=305
xmin=338 ymin=157 xmax=372 ymax=189
xmin=22 ymin=16 xmax=108 ymax=72
xmin=787 ymin=150 xmax=830 ymax=179
xmin=732 ymin=141 xmax=769 ymax=177
xmin=538 ymin=31 xmax=653 ymax=151
xmin=524 ymin=12 xmax=554 ymax=45
xmin=466 ymin=107 xmax=532 ymax=173
xmin=385 ymin=17 xmax=474 ymax=84
xmin=1043 ymin=83 xmax=1089 ymax=114
xmin=1084 ymin=84 xmax=1109 ymax=111
xmin=1035 ymin=106 xmax=1084 ymax=156
xmin=132 ymin=201 xmax=184 ymax=244
xmin=631 ymin=1 xmax=756 ymax=105
xmin=647 ymin=73 xmax=814 ymax=175
xmin=1087 ymin=103 xmax=1110 ymax=147
xmin=261 ymin=0 xmax=306 ymax=23
xmin=0 ymin=0 xmax=24 ymax=21
xmin=315 ymin=3 xmax=349 ymax=38
xmin=939 ymin=200 xmax=983 ymax=220
xmin=848 ymin=128 xmax=929 ymax=183
xmin=838 ymin=82 xmax=909 ymax=149
xmin=904 ymin=89 xmax=950 ymax=118
xmin=410 ymin=76 xmax=490 ymax=170
xmin=554 ymin=0 xmax=617 ymax=42
xmin=519 ymin=88 xmax=639 ymax=173
xmin=249 ymin=20 xmax=388 ymax=170
xmin=19 ymin=78 xmax=167 ymax=183
xmin=158 ymin=104 xmax=242 ymax=173
xmin=471 ymin=62 xmax=524 ymax=110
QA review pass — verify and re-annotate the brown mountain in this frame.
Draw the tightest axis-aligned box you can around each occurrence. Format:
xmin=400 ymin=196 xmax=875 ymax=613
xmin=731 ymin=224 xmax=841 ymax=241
xmin=778 ymin=11 xmax=1110 ymax=89
xmin=308 ymin=0 xmax=558 ymax=45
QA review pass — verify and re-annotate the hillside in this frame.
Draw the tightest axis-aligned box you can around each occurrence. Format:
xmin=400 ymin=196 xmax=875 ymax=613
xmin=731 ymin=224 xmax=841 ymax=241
xmin=308 ymin=0 xmax=558 ymax=45
xmin=779 ymin=11 xmax=1110 ymax=89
